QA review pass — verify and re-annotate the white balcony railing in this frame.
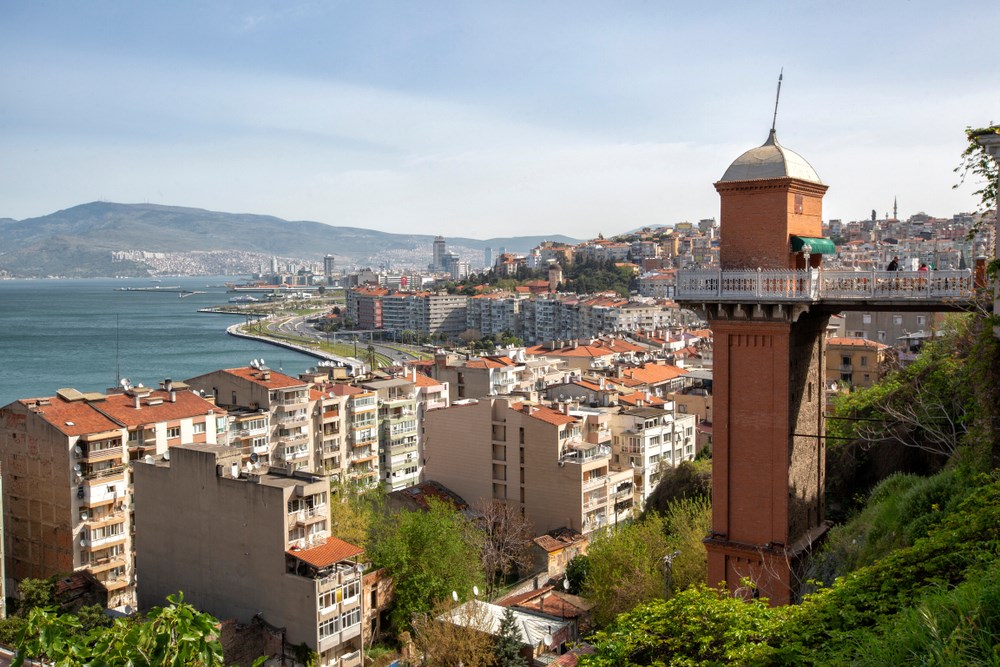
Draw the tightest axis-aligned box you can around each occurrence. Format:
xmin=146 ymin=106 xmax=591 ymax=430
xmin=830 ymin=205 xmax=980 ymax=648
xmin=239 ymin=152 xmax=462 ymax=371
xmin=675 ymin=268 xmax=976 ymax=302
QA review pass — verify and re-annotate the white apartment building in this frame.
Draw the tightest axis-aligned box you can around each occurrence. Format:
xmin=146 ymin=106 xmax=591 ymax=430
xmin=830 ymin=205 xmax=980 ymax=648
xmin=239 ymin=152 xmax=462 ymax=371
xmin=611 ymin=407 xmax=697 ymax=510
xmin=186 ymin=366 xmax=313 ymax=472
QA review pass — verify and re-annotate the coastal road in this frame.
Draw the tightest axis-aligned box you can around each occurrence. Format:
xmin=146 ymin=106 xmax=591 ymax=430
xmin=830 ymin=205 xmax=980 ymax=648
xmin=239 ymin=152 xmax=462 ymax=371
xmin=267 ymin=315 xmax=425 ymax=364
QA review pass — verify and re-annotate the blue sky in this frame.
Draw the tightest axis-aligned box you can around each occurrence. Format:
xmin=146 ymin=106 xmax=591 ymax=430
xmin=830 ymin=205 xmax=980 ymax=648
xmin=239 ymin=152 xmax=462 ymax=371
xmin=2 ymin=1 xmax=997 ymax=238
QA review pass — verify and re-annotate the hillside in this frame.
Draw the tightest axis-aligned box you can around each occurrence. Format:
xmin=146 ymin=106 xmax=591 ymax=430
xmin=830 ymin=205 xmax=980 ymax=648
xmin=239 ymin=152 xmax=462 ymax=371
xmin=0 ymin=202 xmax=581 ymax=278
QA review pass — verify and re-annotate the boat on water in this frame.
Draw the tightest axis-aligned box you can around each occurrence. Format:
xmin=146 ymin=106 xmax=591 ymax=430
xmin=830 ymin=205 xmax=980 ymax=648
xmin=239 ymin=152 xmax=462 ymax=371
xmin=229 ymin=295 xmax=260 ymax=303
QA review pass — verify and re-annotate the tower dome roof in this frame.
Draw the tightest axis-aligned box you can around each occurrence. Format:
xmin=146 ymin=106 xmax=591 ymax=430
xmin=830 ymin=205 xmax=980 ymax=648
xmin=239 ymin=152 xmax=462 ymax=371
xmin=719 ymin=129 xmax=821 ymax=184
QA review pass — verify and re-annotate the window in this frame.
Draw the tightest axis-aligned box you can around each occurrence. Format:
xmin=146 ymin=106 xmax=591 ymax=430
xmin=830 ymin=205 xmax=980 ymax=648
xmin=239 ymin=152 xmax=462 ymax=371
xmin=917 ymin=316 xmax=926 ymax=327
xmin=842 ymin=356 xmax=851 ymax=367
xmin=319 ymin=616 xmax=340 ymax=639
xmin=167 ymin=426 xmax=180 ymax=439
xmin=893 ymin=315 xmax=903 ymax=326
xmin=878 ymin=331 xmax=886 ymax=342
xmin=860 ymin=356 xmax=868 ymax=367
xmin=862 ymin=313 xmax=872 ymax=324
xmin=192 ymin=422 xmax=206 ymax=434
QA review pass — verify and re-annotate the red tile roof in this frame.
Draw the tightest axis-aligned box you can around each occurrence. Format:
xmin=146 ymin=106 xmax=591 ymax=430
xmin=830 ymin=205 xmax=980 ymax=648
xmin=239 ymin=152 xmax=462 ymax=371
xmin=620 ymin=363 xmax=688 ymax=385
xmin=288 ymin=536 xmax=363 ymax=568
xmin=509 ymin=402 xmax=577 ymax=426
xmin=223 ymin=367 xmax=308 ymax=389
xmin=412 ymin=372 xmax=443 ymax=388
xmin=21 ymin=397 xmax=121 ymax=437
xmin=464 ymin=356 xmax=519 ymax=369
xmin=827 ymin=337 xmax=891 ymax=350
xmin=96 ymin=390 xmax=224 ymax=427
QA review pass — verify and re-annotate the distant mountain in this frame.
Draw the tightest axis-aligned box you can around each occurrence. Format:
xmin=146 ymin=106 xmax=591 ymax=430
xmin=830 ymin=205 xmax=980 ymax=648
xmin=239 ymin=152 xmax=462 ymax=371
xmin=0 ymin=202 xmax=581 ymax=278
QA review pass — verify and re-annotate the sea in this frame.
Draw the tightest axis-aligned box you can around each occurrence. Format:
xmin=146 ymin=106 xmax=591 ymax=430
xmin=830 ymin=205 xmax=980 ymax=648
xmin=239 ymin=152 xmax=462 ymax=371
xmin=0 ymin=277 xmax=318 ymax=406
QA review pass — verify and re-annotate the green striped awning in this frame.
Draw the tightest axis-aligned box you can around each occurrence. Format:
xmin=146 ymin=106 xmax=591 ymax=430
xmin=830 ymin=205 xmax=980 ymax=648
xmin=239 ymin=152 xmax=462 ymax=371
xmin=790 ymin=236 xmax=836 ymax=254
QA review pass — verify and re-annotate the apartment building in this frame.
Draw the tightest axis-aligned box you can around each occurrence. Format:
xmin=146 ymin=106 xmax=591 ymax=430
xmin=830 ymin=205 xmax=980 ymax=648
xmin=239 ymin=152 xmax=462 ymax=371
xmin=611 ymin=407 xmax=697 ymax=510
xmin=842 ymin=310 xmax=941 ymax=347
xmin=361 ymin=377 xmax=421 ymax=491
xmin=185 ymin=366 xmax=313 ymax=472
xmin=466 ymin=293 xmax=524 ymax=338
xmin=311 ymin=385 xmax=349 ymax=479
xmin=430 ymin=352 xmax=528 ymax=402
xmin=345 ymin=286 xmax=388 ymax=330
xmin=826 ymin=337 xmax=893 ymax=389
xmin=324 ymin=384 xmax=380 ymax=488
xmin=134 ymin=445 xmax=366 ymax=667
xmin=0 ymin=383 xmax=225 ymax=610
xmin=424 ymin=398 xmax=633 ymax=536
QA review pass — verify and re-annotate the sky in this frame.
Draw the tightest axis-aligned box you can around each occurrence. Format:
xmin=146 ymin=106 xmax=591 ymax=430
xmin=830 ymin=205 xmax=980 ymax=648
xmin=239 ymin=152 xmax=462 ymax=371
xmin=2 ymin=1 xmax=997 ymax=239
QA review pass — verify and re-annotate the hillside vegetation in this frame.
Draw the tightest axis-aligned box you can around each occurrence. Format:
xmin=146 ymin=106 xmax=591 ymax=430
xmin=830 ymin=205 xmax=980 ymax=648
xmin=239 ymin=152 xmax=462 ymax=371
xmin=581 ymin=308 xmax=1000 ymax=666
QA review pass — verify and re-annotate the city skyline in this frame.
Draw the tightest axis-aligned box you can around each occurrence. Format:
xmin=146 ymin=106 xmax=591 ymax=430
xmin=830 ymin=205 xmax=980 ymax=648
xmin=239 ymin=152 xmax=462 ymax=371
xmin=2 ymin=1 xmax=997 ymax=238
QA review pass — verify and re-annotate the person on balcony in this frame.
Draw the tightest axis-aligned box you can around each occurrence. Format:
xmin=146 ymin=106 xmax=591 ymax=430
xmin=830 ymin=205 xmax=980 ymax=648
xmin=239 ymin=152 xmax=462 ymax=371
xmin=887 ymin=257 xmax=900 ymax=271
xmin=918 ymin=263 xmax=929 ymax=272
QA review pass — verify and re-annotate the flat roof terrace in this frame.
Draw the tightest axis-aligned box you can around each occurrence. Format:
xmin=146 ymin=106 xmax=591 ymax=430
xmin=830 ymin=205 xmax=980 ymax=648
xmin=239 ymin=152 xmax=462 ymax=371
xmin=674 ymin=268 xmax=982 ymax=313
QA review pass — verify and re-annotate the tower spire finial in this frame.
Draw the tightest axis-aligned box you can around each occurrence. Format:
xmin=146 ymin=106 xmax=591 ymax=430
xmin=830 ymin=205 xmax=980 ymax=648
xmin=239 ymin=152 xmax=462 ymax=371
xmin=770 ymin=68 xmax=784 ymax=135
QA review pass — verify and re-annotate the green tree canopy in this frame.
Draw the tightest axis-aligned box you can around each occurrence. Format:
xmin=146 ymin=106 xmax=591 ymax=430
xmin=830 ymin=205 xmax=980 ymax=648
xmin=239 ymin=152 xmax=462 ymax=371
xmin=367 ymin=497 xmax=485 ymax=632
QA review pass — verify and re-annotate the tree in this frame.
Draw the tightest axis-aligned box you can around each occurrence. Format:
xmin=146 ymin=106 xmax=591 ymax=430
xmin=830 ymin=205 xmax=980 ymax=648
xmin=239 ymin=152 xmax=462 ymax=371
xmin=327 ymin=480 xmax=381 ymax=550
xmin=565 ymin=554 xmax=590 ymax=595
xmin=13 ymin=592 xmax=236 ymax=667
xmin=661 ymin=496 xmax=711 ymax=594
xmin=367 ymin=498 xmax=485 ymax=632
xmin=583 ymin=515 xmax=672 ymax=627
xmin=954 ymin=123 xmax=999 ymax=219
xmin=411 ymin=599 xmax=496 ymax=667
xmin=475 ymin=499 xmax=535 ymax=598
xmin=493 ymin=607 xmax=528 ymax=667
xmin=642 ymin=459 xmax=711 ymax=516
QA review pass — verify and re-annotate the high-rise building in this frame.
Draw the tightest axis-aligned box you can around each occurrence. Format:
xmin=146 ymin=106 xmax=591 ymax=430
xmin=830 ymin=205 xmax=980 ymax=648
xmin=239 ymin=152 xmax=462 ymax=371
xmin=484 ymin=247 xmax=494 ymax=269
xmin=432 ymin=236 xmax=447 ymax=271
xmin=324 ymin=255 xmax=336 ymax=285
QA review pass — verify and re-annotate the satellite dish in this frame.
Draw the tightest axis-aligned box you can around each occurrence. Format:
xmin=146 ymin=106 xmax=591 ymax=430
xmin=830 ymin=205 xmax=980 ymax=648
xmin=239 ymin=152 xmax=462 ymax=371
xmin=249 ymin=453 xmax=259 ymax=463
xmin=543 ymin=632 xmax=554 ymax=648
xmin=80 ymin=511 xmax=89 ymax=521
xmin=162 ymin=451 xmax=170 ymax=461
xmin=472 ymin=585 xmax=480 ymax=597
xmin=74 ymin=445 xmax=82 ymax=456
xmin=250 ymin=360 xmax=259 ymax=369
xmin=121 ymin=378 xmax=130 ymax=388
xmin=136 ymin=382 xmax=144 ymax=388
xmin=143 ymin=455 xmax=154 ymax=464
xmin=80 ymin=538 xmax=87 ymax=547
xmin=563 ymin=578 xmax=571 ymax=591
xmin=258 ymin=358 xmax=265 ymax=367
xmin=73 ymin=463 xmax=82 ymax=472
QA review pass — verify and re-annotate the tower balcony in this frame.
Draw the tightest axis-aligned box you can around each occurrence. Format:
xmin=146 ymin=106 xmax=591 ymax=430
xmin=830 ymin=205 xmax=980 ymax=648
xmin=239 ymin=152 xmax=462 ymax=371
xmin=675 ymin=268 xmax=977 ymax=311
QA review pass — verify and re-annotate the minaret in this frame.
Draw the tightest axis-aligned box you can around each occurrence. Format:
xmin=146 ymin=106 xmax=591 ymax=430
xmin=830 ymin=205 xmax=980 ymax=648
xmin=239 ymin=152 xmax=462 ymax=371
xmin=893 ymin=196 xmax=898 ymax=220
xmin=705 ymin=127 xmax=831 ymax=605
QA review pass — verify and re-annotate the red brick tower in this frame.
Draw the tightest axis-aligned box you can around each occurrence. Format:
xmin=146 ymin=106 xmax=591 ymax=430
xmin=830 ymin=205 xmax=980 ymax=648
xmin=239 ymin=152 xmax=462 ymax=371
xmin=705 ymin=130 xmax=832 ymax=604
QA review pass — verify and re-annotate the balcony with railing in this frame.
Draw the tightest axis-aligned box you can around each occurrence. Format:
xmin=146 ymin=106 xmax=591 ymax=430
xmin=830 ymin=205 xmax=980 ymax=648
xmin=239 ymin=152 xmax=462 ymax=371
xmin=674 ymin=268 xmax=977 ymax=307
xmin=560 ymin=442 xmax=611 ymax=466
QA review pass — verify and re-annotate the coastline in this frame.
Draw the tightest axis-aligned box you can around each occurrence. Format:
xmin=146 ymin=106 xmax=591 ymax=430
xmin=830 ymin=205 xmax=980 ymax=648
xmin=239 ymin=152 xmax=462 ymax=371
xmin=225 ymin=322 xmax=364 ymax=374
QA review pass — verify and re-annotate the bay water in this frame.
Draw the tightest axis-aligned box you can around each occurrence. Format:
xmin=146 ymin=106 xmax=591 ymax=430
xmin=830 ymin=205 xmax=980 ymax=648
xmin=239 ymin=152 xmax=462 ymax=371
xmin=0 ymin=277 xmax=317 ymax=406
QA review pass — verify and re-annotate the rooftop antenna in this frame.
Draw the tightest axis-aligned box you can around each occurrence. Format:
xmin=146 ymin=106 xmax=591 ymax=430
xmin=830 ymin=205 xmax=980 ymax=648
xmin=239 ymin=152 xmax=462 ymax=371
xmin=770 ymin=68 xmax=784 ymax=137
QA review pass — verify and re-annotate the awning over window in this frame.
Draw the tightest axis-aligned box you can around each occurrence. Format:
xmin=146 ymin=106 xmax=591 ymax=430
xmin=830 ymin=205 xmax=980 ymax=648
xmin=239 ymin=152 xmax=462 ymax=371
xmin=790 ymin=235 xmax=836 ymax=254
